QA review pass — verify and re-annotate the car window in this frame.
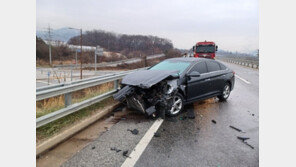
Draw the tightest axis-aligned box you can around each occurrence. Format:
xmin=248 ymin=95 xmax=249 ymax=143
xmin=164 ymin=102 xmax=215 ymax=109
xmin=206 ymin=61 xmax=221 ymax=72
xmin=219 ymin=63 xmax=227 ymax=70
xmin=189 ymin=62 xmax=207 ymax=74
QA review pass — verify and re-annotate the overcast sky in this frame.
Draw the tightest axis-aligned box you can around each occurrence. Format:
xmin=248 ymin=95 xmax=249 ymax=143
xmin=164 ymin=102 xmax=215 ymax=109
xmin=37 ymin=0 xmax=258 ymax=53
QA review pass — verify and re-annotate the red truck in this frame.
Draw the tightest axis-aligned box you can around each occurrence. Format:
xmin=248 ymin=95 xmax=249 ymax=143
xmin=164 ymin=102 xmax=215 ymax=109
xmin=192 ymin=41 xmax=218 ymax=59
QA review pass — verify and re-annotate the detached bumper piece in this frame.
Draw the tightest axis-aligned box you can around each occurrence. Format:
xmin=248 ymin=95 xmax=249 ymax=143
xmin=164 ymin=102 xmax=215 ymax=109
xmin=113 ymin=86 xmax=135 ymax=102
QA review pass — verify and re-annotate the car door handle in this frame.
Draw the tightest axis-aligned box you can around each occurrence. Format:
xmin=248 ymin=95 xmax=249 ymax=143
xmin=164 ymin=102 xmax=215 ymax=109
xmin=205 ymin=78 xmax=211 ymax=81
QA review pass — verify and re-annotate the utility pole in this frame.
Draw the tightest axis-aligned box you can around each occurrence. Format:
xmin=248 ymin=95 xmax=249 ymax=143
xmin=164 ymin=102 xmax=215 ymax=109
xmin=80 ymin=28 xmax=83 ymax=79
xmin=48 ymin=25 xmax=52 ymax=66
xmin=95 ymin=50 xmax=97 ymax=71
xmin=75 ymin=50 xmax=78 ymax=69
xmin=69 ymin=27 xmax=83 ymax=79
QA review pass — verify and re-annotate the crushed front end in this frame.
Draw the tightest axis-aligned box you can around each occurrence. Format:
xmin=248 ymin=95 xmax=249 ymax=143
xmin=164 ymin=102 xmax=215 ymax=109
xmin=113 ymin=79 xmax=178 ymax=118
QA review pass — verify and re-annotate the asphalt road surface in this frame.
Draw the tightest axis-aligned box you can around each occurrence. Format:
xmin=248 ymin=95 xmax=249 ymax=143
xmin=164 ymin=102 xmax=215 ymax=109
xmin=60 ymin=61 xmax=259 ymax=167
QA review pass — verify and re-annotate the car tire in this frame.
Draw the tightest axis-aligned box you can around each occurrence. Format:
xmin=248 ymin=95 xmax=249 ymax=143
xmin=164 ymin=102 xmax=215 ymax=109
xmin=218 ymin=83 xmax=231 ymax=101
xmin=167 ymin=93 xmax=184 ymax=117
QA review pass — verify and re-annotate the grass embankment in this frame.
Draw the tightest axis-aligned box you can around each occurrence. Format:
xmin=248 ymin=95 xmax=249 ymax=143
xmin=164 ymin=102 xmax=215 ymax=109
xmin=36 ymin=82 xmax=115 ymax=142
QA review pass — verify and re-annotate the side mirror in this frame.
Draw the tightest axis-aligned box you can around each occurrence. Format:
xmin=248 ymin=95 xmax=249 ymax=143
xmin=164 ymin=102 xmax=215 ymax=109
xmin=216 ymin=45 xmax=218 ymax=51
xmin=192 ymin=46 xmax=195 ymax=52
xmin=187 ymin=71 xmax=201 ymax=77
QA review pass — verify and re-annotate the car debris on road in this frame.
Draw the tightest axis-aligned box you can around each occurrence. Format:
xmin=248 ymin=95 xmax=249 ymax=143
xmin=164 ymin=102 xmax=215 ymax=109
xmin=211 ymin=120 xmax=217 ymax=124
xmin=243 ymin=142 xmax=254 ymax=149
xmin=237 ymin=136 xmax=250 ymax=142
xmin=110 ymin=147 xmax=122 ymax=153
xmin=154 ymin=132 xmax=161 ymax=137
xmin=229 ymin=125 xmax=244 ymax=132
xmin=123 ymin=150 xmax=129 ymax=157
xmin=179 ymin=116 xmax=187 ymax=120
xmin=127 ymin=129 xmax=139 ymax=135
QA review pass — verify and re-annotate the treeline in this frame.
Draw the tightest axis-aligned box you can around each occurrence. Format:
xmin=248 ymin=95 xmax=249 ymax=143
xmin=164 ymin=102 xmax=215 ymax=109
xmin=68 ymin=30 xmax=174 ymax=57
xmin=36 ymin=30 xmax=181 ymax=66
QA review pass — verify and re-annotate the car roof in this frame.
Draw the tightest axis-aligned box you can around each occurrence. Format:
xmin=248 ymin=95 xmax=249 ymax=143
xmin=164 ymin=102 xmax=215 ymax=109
xmin=165 ymin=57 xmax=216 ymax=63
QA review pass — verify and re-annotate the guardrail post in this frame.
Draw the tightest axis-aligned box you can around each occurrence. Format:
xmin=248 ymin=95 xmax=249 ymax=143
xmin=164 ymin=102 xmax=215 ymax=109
xmin=71 ymin=69 xmax=73 ymax=81
xmin=114 ymin=79 xmax=119 ymax=90
xmin=47 ymin=71 xmax=50 ymax=85
xmin=65 ymin=93 xmax=72 ymax=107
xmin=64 ymin=83 xmax=72 ymax=107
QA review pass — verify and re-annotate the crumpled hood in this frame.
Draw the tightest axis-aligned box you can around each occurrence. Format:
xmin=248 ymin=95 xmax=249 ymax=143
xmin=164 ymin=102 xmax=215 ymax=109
xmin=121 ymin=69 xmax=179 ymax=88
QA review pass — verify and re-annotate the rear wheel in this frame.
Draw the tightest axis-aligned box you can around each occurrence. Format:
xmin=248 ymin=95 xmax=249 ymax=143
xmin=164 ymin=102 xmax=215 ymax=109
xmin=167 ymin=93 xmax=184 ymax=116
xmin=218 ymin=83 xmax=231 ymax=101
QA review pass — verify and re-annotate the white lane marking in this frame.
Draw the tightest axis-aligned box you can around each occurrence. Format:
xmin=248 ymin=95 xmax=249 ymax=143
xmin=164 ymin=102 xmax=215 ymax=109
xmin=121 ymin=118 xmax=164 ymax=167
xmin=235 ymin=74 xmax=251 ymax=84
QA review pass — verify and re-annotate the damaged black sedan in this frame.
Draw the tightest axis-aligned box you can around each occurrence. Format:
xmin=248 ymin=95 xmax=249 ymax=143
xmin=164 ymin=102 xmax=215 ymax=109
xmin=113 ymin=58 xmax=235 ymax=118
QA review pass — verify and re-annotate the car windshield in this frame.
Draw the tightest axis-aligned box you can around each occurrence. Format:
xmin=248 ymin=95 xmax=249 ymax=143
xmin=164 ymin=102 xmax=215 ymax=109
xmin=149 ymin=60 xmax=191 ymax=74
xmin=196 ymin=45 xmax=215 ymax=53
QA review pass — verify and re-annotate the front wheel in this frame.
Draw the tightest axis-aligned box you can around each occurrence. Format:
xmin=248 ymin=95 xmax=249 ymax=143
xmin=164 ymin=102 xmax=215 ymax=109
xmin=218 ymin=83 xmax=231 ymax=101
xmin=167 ymin=93 xmax=184 ymax=116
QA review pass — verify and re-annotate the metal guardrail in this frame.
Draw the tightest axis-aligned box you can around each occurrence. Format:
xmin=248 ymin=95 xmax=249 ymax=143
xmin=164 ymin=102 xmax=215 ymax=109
xmin=36 ymin=68 xmax=146 ymax=128
xmin=36 ymin=90 xmax=117 ymax=128
xmin=217 ymin=58 xmax=259 ymax=69
xmin=36 ymin=70 xmax=131 ymax=92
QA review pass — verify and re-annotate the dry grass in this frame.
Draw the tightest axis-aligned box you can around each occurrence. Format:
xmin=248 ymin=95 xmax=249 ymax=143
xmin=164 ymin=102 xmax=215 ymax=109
xmin=36 ymin=82 xmax=114 ymax=118
xmin=36 ymin=81 xmax=116 ymax=141
xmin=36 ymin=97 xmax=115 ymax=142
xmin=72 ymin=81 xmax=114 ymax=103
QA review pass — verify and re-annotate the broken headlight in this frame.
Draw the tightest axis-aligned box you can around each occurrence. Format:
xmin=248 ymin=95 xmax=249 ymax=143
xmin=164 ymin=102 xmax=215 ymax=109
xmin=166 ymin=79 xmax=178 ymax=95
xmin=166 ymin=85 xmax=174 ymax=94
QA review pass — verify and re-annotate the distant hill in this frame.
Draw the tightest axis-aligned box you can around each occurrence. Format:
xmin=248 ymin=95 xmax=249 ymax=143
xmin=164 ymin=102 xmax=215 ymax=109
xmin=68 ymin=29 xmax=174 ymax=57
xmin=36 ymin=27 xmax=79 ymax=42
xmin=36 ymin=28 xmax=181 ymax=64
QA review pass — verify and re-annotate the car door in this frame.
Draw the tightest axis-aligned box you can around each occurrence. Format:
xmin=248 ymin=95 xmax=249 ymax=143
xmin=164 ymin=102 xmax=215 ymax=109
xmin=205 ymin=61 xmax=225 ymax=94
xmin=186 ymin=62 xmax=212 ymax=102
